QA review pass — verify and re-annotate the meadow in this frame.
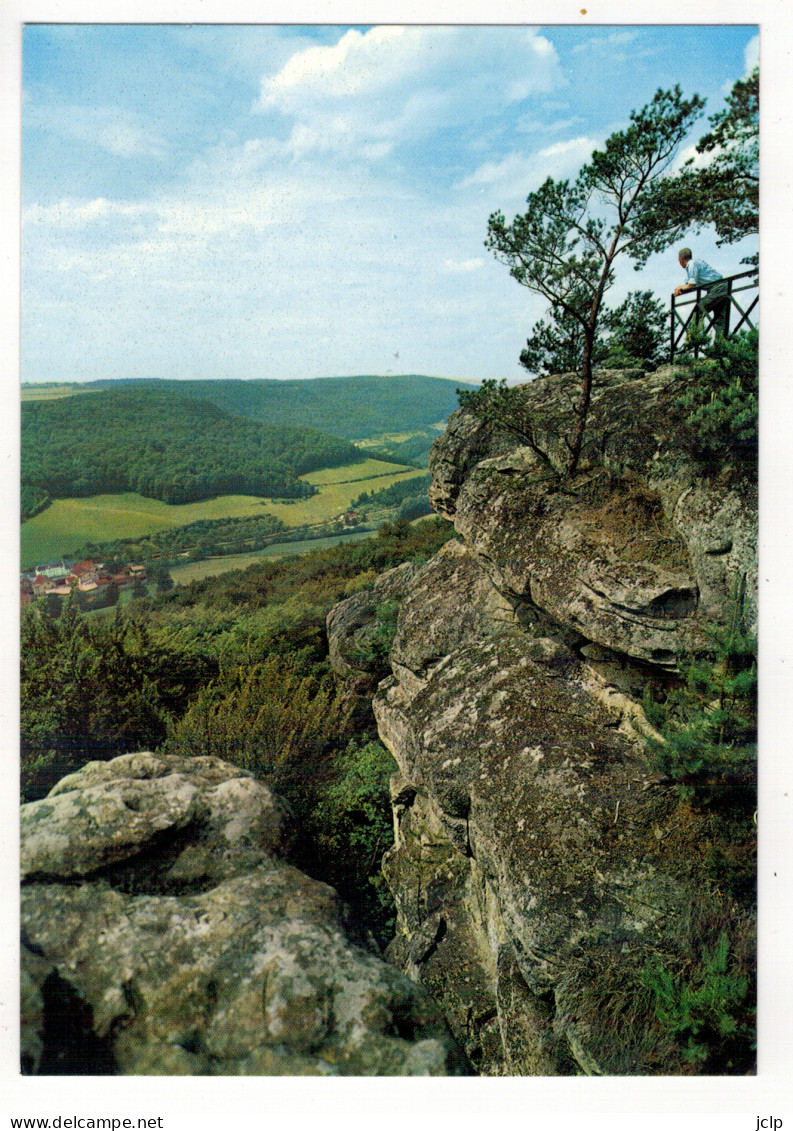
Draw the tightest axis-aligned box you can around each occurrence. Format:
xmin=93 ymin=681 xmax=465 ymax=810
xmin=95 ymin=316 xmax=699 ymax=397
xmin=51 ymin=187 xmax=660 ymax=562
xmin=240 ymin=461 xmax=426 ymax=527
xmin=168 ymin=530 xmax=377 ymax=585
xmin=21 ymin=461 xmax=426 ymax=568
xmin=20 ymin=384 xmax=94 ymax=402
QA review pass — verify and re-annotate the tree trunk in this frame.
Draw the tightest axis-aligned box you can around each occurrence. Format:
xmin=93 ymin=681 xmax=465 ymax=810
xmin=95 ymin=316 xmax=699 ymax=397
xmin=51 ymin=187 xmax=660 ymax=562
xmin=566 ymin=335 xmax=594 ymax=476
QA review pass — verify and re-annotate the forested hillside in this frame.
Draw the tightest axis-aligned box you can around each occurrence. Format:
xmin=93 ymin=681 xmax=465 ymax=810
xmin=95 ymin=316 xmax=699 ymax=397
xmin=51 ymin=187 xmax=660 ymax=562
xmin=84 ymin=374 xmax=468 ymax=440
xmin=21 ymin=389 xmax=360 ymax=518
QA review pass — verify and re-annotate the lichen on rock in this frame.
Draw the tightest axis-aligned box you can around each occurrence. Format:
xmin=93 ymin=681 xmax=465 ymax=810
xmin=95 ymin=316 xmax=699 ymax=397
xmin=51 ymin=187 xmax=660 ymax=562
xmin=21 ymin=753 xmax=469 ymax=1076
xmin=364 ymin=366 xmax=756 ymax=1075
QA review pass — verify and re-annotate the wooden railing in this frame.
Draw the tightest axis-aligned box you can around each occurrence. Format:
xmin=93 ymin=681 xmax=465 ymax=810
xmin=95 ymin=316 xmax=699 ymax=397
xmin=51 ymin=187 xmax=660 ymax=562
xmin=670 ymin=269 xmax=759 ymax=360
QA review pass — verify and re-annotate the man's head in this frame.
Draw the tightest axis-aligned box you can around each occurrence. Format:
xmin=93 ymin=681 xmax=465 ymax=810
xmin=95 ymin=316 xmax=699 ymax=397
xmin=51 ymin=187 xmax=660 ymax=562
xmin=678 ymin=247 xmax=692 ymax=267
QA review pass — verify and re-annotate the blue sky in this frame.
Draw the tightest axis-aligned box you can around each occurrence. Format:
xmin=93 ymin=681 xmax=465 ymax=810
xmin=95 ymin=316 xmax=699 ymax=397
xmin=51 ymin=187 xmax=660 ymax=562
xmin=21 ymin=23 xmax=759 ymax=382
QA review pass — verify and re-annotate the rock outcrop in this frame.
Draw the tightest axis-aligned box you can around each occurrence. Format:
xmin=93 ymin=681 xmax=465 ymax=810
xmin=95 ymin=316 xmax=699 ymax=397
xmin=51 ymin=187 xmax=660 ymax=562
xmin=363 ymin=367 xmax=756 ymax=1075
xmin=326 ymin=562 xmax=415 ymax=707
xmin=21 ymin=753 xmax=468 ymax=1076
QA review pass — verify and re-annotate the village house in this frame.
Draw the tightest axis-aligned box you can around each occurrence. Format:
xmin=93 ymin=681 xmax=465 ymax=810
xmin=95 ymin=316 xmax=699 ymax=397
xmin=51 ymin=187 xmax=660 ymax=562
xmin=22 ymin=558 xmax=145 ymax=608
xmin=34 ymin=561 xmax=70 ymax=581
xmin=70 ymin=560 xmax=100 ymax=586
xmin=31 ymin=575 xmax=57 ymax=596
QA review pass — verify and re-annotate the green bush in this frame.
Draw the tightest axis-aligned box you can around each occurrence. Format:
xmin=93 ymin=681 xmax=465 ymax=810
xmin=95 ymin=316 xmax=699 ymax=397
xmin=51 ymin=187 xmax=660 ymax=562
xmin=311 ymin=738 xmax=397 ymax=945
xmin=644 ymin=584 xmax=756 ymax=804
xmin=164 ymin=655 xmax=344 ymax=792
xmin=349 ymin=599 xmax=401 ymax=670
xmin=674 ymin=329 xmax=758 ymax=465
xmin=642 ymin=932 xmax=755 ymax=1072
xmin=20 ymin=602 xmax=214 ymax=800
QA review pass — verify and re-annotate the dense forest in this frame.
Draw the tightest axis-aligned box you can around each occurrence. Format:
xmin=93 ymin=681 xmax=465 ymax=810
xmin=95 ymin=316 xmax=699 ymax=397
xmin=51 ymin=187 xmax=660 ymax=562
xmin=82 ymin=374 xmax=467 ymax=440
xmin=20 ymin=517 xmax=457 ymax=942
xmin=21 ymin=389 xmax=361 ymax=518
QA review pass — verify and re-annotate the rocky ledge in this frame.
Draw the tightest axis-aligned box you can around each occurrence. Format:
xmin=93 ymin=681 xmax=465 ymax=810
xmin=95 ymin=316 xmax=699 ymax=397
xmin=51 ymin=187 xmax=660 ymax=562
xmin=21 ymin=753 xmax=469 ymax=1076
xmin=328 ymin=366 xmax=756 ymax=1075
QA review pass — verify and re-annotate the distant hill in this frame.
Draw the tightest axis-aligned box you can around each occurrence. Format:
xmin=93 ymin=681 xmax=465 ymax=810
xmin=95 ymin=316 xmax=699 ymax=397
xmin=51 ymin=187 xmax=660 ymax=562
xmin=81 ymin=374 xmax=472 ymax=440
xmin=21 ymin=388 xmax=360 ymax=519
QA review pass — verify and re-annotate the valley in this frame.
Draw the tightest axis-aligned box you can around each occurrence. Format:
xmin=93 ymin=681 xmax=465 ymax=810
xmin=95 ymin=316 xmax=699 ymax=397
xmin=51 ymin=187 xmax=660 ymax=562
xmin=20 ymin=459 xmax=429 ymax=570
xmin=20 ymin=374 xmax=452 ymax=574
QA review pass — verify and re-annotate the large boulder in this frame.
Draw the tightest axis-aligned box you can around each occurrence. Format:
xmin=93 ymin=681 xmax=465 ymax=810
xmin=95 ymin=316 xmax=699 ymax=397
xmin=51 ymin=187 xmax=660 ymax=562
xmin=429 ymin=367 xmax=757 ymax=662
xmin=374 ymin=375 xmax=757 ymax=1073
xmin=21 ymin=753 xmax=468 ymax=1076
xmin=21 ymin=752 xmax=292 ymax=887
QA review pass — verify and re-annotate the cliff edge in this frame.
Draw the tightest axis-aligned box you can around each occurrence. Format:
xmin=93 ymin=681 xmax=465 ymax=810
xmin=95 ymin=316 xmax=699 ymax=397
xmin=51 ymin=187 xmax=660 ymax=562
xmin=352 ymin=366 xmax=756 ymax=1075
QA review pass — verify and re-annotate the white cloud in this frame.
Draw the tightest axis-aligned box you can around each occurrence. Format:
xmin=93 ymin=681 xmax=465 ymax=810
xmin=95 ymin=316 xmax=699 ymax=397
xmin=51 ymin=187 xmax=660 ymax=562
xmin=538 ymin=136 xmax=595 ymax=161
xmin=571 ymin=30 xmax=639 ymax=55
xmin=256 ymin=26 xmax=421 ymax=108
xmin=457 ymin=136 xmax=597 ymax=202
xmin=670 ymin=141 xmax=719 ymax=174
xmin=744 ymin=34 xmax=759 ymax=74
xmin=23 ymin=198 xmax=151 ymax=229
xmin=26 ymin=102 xmax=168 ymax=159
xmin=444 ymin=257 xmax=484 ymax=273
xmin=516 ymin=115 xmax=583 ymax=135
xmin=458 ymin=152 xmax=535 ymax=190
xmin=252 ymin=26 xmax=562 ymax=159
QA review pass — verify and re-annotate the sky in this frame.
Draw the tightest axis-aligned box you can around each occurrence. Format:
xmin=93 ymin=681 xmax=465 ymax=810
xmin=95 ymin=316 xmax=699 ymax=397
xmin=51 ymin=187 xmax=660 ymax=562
xmin=20 ymin=23 xmax=759 ymax=383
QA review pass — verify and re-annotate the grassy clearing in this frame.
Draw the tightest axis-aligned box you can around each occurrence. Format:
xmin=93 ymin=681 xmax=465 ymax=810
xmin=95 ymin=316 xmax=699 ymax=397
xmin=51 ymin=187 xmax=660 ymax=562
xmin=354 ymin=432 xmax=429 ymax=448
xmin=169 ymin=530 xmax=377 ymax=585
xmin=21 ymin=384 xmax=96 ymax=402
xmin=20 ymin=462 xmax=426 ymax=568
xmin=20 ymin=494 xmax=276 ymax=568
xmin=300 ymin=458 xmax=415 ymax=485
xmin=266 ymin=464 xmax=425 ymax=526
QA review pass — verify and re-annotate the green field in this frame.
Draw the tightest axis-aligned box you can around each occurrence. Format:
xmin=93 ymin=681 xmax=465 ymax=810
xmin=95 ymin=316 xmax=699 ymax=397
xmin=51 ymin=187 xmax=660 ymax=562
xmin=20 ymin=493 xmax=279 ymax=568
xmin=266 ymin=462 xmax=425 ymax=526
xmin=354 ymin=430 xmax=436 ymax=448
xmin=21 ymin=384 xmax=96 ymax=402
xmin=20 ymin=460 xmax=426 ymax=568
xmin=169 ymin=530 xmax=378 ymax=585
xmin=301 ymin=458 xmax=420 ymax=485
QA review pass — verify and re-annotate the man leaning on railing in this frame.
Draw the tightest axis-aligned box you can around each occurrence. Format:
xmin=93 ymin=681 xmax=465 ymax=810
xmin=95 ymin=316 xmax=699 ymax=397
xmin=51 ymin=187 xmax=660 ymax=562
xmin=673 ymin=247 xmax=729 ymax=335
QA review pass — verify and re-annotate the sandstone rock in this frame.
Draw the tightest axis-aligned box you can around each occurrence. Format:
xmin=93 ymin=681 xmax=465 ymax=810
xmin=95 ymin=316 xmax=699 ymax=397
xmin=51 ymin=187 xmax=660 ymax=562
xmin=429 ymin=367 xmax=757 ymax=664
xmin=326 ymin=562 xmax=416 ymax=701
xmin=21 ymin=754 xmax=469 ymax=1076
xmin=390 ymin=539 xmax=520 ymax=674
xmin=21 ymin=752 xmax=292 ymax=887
xmin=373 ymin=478 xmax=755 ymax=1074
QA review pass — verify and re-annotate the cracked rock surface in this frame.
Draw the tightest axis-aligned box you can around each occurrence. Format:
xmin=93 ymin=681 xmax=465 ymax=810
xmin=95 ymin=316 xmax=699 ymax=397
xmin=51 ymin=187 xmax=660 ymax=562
xmin=359 ymin=367 xmax=756 ymax=1075
xmin=21 ymin=753 xmax=468 ymax=1076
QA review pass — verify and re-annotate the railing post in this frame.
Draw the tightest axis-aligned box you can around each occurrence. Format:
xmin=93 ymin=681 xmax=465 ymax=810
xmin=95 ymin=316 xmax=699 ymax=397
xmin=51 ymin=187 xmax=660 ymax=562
xmin=693 ymin=284 xmax=703 ymax=359
xmin=668 ymin=270 xmax=757 ymax=365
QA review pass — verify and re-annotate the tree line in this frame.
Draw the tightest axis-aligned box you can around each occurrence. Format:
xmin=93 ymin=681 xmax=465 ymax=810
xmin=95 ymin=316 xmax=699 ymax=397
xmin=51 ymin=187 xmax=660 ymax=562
xmin=21 ymin=388 xmax=361 ymax=518
xmin=60 ymin=512 xmax=288 ymax=570
xmin=82 ymin=374 xmax=465 ymax=442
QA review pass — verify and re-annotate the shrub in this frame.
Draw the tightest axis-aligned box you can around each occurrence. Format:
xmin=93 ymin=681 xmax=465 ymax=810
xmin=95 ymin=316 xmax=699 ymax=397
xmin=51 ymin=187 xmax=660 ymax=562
xmin=349 ymin=599 xmax=401 ymax=670
xmin=642 ymin=932 xmax=755 ymax=1072
xmin=674 ymin=328 xmax=758 ymax=466
xmin=644 ymin=583 xmax=756 ymax=805
xmin=164 ymin=655 xmax=344 ymax=793
xmin=20 ymin=604 xmax=206 ymax=800
xmin=311 ymin=738 xmax=397 ymax=945
xmin=456 ymin=379 xmax=558 ymax=472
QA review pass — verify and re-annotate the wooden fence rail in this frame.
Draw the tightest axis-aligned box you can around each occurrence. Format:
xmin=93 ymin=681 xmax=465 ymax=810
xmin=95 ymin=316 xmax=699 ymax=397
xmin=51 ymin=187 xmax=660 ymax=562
xmin=670 ymin=269 xmax=759 ymax=360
